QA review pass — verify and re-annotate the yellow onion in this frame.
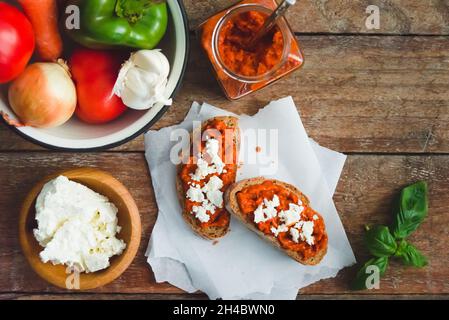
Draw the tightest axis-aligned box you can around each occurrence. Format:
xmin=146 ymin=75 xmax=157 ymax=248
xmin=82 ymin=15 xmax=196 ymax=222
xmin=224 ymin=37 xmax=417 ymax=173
xmin=7 ymin=60 xmax=76 ymax=128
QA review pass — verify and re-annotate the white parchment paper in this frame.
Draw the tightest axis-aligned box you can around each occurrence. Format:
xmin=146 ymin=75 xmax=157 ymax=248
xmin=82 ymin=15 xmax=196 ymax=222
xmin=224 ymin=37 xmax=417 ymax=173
xmin=144 ymin=97 xmax=356 ymax=299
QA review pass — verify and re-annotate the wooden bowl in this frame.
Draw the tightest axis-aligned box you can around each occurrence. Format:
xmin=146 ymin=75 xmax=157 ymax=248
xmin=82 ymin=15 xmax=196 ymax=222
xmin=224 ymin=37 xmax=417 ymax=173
xmin=19 ymin=168 xmax=141 ymax=290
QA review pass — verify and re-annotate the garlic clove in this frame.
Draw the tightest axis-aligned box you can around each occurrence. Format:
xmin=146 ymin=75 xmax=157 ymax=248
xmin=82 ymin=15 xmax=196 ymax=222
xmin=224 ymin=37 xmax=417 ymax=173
xmin=124 ymin=68 xmax=148 ymax=95
xmin=132 ymin=50 xmax=170 ymax=79
xmin=113 ymin=59 xmax=134 ymax=98
xmin=114 ymin=49 xmax=171 ymax=110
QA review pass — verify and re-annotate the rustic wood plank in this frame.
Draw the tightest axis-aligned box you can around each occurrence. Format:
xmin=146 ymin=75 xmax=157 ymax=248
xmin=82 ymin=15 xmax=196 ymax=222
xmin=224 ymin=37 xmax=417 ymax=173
xmin=0 ymin=153 xmax=447 ymax=294
xmin=179 ymin=35 xmax=449 ymax=154
xmin=0 ymin=152 xmax=181 ymax=294
xmin=0 ymin=293 xmax=204 ymax=300
xmin=1 ymin=35 xmax=448 ymax=153
xmin=0 ymin=124 xmax=145 ymax=152
xmin=183 ymin=0 xmax=449 ymax=35
xmin=1 ymin=293 xmax=447 ymax=300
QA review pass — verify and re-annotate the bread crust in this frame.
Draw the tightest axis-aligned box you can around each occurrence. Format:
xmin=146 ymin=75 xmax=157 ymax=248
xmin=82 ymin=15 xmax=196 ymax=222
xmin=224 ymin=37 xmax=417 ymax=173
xmin=176 ymin=116 xmax=240 ymax=240
xmin=224 ymin=178 xmax=328 ymax=265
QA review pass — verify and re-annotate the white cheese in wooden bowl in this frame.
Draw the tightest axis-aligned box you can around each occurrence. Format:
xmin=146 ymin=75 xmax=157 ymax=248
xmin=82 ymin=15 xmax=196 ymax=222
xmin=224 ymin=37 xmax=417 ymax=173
xmin=33 ymin=176 xmax=126 ymax=273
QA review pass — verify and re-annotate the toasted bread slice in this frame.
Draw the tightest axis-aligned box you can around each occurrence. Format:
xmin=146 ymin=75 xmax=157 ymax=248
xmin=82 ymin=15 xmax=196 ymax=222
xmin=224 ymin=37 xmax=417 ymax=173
xmin=176 ymin=116 xmax=240 ymax=240
xmin=225 ymin=178 xmax=328 ymax=265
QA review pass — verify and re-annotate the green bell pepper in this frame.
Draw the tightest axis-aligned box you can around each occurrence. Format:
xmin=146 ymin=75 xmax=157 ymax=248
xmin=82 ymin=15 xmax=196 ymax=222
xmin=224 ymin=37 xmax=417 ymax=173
xmin=65 ymin=0 xmax=168 ymax=49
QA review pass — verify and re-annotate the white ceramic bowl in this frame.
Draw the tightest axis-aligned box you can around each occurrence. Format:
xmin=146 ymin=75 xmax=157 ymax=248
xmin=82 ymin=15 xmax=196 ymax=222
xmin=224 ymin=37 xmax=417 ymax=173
xmin=0 ymin=0 xmax=189 ymax=150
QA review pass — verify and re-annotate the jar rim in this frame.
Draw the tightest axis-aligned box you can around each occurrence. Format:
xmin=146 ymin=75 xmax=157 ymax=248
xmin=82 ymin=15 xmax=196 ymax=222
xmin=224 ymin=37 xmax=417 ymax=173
xmin=212 ymin=3 xmax=291 ymax=83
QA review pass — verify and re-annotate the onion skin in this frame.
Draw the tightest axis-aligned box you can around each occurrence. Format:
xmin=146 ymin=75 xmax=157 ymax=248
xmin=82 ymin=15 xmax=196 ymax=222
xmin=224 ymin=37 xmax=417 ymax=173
xmin=7 ymin=61 xmax=77 ymax=128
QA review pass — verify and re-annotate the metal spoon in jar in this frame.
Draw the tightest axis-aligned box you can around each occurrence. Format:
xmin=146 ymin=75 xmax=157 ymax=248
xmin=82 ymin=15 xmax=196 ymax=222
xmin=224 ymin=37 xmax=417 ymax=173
xmin=247 ymin=0 xmax=297 ymax=48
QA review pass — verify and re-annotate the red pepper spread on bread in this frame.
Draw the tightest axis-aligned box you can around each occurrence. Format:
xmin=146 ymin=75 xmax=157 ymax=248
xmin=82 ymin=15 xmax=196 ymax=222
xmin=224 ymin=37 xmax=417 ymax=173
xmin=179 ymin=119 xmax=237 ymax=228
xmin=236 ymin=181 xmax=327 ymax=260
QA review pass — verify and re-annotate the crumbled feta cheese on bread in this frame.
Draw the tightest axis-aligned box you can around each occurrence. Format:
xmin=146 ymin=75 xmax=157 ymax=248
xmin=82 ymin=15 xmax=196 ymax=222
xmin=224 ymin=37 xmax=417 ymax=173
xmin=271 ymin=224 xmax=288 ymax=237
xmin=186 ymin=185 xmax=205 ymax=203
xmin=290 ymin=227 xmax=300 ymax=243
xmin=278 ymin=203 xmax=304 ymax=226
xmin=192 ymin=205 xmax=210 ymax=223
xmin=186 ymin=138 xmax=228 ymax=223
xmin=300 ymin=221 xmax=315 ymax=245
xmin=254 ymin=195 xmax=280 ymax=223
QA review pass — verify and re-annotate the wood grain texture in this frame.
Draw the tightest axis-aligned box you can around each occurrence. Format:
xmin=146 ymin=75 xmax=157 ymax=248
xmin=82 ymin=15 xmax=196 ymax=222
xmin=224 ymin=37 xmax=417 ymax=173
xmin=0 ymin=153 xmax=177 ymax=294
xmin=0 ymin=152 xmax=447 ymax=295
xmin=1 ymin=0 xmax=448 ymax=300
xmin=2 ymin=293 xmax=448 ymax=300
xmin=182 ymin=0 xmax=449 ymax=34
xmin=1 ymin=35 xmax=449 ymax=153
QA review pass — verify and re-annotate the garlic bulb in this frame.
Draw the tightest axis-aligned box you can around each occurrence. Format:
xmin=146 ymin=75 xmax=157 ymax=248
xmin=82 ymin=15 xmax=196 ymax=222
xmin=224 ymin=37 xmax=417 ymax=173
xmin=113 ymin=50 xmax=172 ymax=110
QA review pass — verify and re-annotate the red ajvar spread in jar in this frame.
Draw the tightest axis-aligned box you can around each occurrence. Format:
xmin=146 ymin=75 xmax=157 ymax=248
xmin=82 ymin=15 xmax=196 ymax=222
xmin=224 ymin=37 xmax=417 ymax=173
xmin=179 ymin=120 xmax=237 ymax=228
xmin=198 ymin=0 xmax=303 ymax=100
xmin=236 ymin=181 xmax=327 ymax=260
xmin=218 ymin=11 xmax=284 ymax=77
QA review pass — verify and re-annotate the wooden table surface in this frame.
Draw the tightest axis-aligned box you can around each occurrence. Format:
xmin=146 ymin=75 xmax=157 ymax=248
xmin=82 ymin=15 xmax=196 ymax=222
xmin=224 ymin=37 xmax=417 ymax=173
xmin=1 ymin=0 xmax=448 ymax=300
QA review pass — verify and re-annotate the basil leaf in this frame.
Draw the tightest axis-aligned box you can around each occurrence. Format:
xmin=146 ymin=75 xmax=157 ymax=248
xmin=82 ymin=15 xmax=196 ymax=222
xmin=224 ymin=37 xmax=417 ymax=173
xmin=351 ymin=257 xmax=388 ymax=290
xmin=396 ymin=241 xmax=428 ymax=268
xmin=392 ymin=181 xmax=428 ymax=239
xmin=364 ymin=225 xmax=397 ymax=257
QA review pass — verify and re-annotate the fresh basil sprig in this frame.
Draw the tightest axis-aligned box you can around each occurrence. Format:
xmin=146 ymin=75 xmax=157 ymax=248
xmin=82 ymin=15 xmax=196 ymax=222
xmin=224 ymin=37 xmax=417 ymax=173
xmin=364 ymin=225 xmax=397 ymax=257
xmin=392 ymin=181 xmax=428 ymax=239
xmin=395 ymin=240 xmax=428 ymax=268
xmin=351 ymin=257 xmax=388 ymax=291
xmin=351 ymin=181 xmax=429 ymax=290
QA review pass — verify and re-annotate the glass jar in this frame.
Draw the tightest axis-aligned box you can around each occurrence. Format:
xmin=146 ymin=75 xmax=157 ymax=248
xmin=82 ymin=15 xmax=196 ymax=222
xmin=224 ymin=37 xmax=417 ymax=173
xmin=197 ymin=0 xmax=304 ymax=100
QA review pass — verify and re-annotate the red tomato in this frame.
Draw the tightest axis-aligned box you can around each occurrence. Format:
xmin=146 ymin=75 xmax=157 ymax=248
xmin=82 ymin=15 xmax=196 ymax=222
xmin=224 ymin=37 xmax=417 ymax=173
xmin=0 ymin=2 xmax=35 ymax=84
xmin=69 ymin=48 xmax=127 ymax=124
